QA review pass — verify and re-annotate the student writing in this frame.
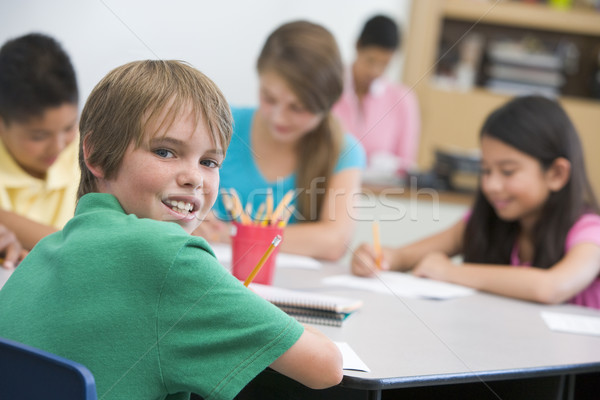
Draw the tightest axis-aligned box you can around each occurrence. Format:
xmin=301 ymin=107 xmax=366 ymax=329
xmin=0 ymin=60 xmax=342 ymax=400
xmin=352 ymin=95 xmax=600 ymax=309
xmin=0 ymin=33 xmax=80 ymax=255
xmin=332 ymin=15 xmax=420 ymax=174
xmin=202 ymin=21 xmax=366 ymax=261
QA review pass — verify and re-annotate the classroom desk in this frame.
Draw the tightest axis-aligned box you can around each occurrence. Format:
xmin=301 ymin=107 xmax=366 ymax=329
xmin=237 ymin=262 xmax=600 ymax=400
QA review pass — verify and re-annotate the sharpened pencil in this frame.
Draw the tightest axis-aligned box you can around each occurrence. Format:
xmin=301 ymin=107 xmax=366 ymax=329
xmin=243 ymin=235 xmax=282 ymax=287
xmin=372 ymin=220 xmax=382 ymax=270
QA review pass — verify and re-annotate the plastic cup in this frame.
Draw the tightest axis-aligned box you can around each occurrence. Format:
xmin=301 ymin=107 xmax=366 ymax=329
xmin=230 ymin=222 xmax=283 ymax=285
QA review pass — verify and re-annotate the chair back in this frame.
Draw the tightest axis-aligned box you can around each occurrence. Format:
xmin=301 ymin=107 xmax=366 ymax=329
xmin=0 ymin=336 xmax=97 ymax=400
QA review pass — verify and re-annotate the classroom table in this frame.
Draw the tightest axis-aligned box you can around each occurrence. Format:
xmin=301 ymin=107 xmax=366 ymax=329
xmin=236 ymin=262 xmax=600 ymax=400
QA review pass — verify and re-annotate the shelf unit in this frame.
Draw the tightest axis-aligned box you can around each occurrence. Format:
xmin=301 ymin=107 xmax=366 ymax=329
xmin=403 ymin=0 xmax=600 ymax=195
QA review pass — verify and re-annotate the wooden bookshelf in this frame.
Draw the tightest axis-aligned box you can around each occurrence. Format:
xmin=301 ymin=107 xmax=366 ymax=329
xmin=403 ymin=0 xmax=600 ymax=195
xmin=443 ymin=0 xmax=600 ymax=36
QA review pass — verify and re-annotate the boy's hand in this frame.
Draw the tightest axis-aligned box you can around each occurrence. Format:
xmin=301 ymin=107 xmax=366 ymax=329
xmin=412 ymin=252 xmax=453 ymax=281
xmin=351 ymin=243 xmax=390 ymax=277
xmin=0 ymin=224 xmax=26 ymax=269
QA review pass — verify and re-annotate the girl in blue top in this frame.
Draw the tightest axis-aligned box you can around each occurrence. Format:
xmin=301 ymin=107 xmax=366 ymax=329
xmin=203 ymin=21 xmax=366 ymax=261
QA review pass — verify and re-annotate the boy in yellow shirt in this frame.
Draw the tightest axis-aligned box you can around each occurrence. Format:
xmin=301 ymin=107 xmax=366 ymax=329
xmin=0 ymin=33 xmax=79 ymax=266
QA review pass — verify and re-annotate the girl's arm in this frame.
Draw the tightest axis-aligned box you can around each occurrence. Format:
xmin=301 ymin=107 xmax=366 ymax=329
xmin=280 ymin=168 xmax=361 ymax=261
xmin=351 ymin=218 xmax=465 ymax=276
xmin=269 ymin=324 xmax=343 ymax=389
xmin=0 ymin=209 xmax=57 ymax=250
xmin=413 ymin=243 xmax=600 ymax=305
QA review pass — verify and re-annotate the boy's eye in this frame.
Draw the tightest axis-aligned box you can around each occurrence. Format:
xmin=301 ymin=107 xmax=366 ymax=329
xmin=501 ymin=169 xmax=515 ymax=177
xmin=200 ymin=159 xmax=219 ymax=168
xmin=28 ymin=133 xmax=49 ymax=142
xmin=154 ymin=148 xmax=173 ymax=158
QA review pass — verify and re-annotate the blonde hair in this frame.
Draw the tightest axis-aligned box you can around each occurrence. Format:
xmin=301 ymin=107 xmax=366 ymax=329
xmin=78 ymin=60 xmax=232 ymax=199
xmin=257 ymin=21 xmax=344 ymax=221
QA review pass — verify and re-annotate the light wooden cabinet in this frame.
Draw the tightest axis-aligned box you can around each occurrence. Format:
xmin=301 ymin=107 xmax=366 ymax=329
xmin=403 ymin=0 xmax=600 ymax=194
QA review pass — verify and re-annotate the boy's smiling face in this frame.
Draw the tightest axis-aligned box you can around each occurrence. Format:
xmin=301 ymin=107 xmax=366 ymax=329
xmin=95 ymin=109 xmax=223 ymax=233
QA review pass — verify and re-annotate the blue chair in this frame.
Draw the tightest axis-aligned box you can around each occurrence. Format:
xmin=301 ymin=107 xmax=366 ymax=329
xmin=0 ymin=336 xmax=97 ymax=400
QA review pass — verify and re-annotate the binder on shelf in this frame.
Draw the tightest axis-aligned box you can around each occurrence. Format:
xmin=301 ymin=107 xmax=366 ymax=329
xmin=250 ymin=283 xmax=363 ymax=327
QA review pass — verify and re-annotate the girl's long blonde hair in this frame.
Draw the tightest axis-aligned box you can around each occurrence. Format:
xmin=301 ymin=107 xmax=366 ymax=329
xmin=257 ymin=21 xmax=344 ymax=221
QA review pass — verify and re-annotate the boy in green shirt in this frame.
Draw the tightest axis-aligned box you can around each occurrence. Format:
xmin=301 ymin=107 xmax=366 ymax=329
xmin=0 ymin=60 xmax=342 ymax=400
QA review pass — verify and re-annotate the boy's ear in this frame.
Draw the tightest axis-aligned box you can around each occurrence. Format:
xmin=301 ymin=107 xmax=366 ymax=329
xmin=546 ymin=157 xmax=571 ymax=192
xmin=82 ymin=134 xmax=105 ymax=179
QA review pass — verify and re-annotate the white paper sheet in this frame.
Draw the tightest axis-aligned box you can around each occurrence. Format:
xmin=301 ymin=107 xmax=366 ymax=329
xmin=541 ymin=311 xmax=600 ymax=336
xmin=335 ymin=342 xmax=370 ymax=372
xmin=210 ymin=243 xmax=321 ymax=270
xmin=0 ymin=267 xmax=13 ymax=290
xmin=323 ymin=272 xmax=475 ymax=300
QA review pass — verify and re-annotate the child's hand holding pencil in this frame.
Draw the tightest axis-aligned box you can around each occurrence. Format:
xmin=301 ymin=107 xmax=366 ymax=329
xmin=350 ymin=228 xmax=391 ymax=277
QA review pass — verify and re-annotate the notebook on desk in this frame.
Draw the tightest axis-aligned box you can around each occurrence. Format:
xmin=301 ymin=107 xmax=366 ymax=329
xmin=250 ymin=283 xmax=363 ymax=327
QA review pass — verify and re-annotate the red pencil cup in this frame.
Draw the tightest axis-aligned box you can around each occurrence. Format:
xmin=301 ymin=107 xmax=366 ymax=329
xmin=230 ymin=222 xmax=283 ymax=285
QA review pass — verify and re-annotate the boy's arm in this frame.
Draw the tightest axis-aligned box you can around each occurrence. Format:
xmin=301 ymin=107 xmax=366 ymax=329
xmin=269 ymin=324 xmax=343 ymax=389
xmin=0 ymin=209 xmax=57 ymax=250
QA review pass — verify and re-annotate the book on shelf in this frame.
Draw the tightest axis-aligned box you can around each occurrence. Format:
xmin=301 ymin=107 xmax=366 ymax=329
xmin=485 ymin=79 xmax=560 ymax=97
xmin=483 ymin=38 xmax=566 ymax=96
xmin=486 ymin=64 xmax=565 ymax=87
xmin=250 ymin=283 xmax=363 ymax=327
xmin=487 ymin=41 xmax=563 ymax=70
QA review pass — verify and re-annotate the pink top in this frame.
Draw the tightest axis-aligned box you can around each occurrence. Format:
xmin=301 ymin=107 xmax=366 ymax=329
xmin=332 ymin=70 xmax=420 ymax=171
xmin=510 ymin=214 xmax=600 ymax=309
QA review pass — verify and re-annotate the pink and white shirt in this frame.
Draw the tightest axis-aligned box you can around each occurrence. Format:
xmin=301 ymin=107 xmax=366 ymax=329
xmin=510 ymin=214 xmax=600 ymax=309
xmin=332 ymin=71 xmax=420 ymax=172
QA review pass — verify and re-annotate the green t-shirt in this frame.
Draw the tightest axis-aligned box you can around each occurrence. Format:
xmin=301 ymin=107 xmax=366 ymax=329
xmin=0 ymin=193 xmax=304 ymax=400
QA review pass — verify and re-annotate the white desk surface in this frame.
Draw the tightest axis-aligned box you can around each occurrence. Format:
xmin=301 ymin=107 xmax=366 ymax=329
xmin=272 ymin=262 xmax=600 ymax=389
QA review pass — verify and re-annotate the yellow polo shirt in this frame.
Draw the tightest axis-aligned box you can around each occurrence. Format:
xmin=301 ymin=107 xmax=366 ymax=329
xmin=0 ymin=138 xmax=80 ymax=229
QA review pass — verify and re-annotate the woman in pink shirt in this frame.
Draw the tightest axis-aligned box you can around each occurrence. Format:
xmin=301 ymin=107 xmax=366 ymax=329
xmin=351 ymin=96 xmax=600 ymax=309
xmin=333 ymin=15 xmax=420 ymax=173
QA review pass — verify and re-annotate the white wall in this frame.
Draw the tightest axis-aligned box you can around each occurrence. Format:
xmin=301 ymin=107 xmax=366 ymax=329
xmin=1 ymin=0 xmax=413 ymax=108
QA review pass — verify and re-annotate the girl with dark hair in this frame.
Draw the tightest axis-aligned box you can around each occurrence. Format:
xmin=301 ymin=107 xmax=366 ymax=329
xmin=351 ymin=95 xmax=600 ymax=309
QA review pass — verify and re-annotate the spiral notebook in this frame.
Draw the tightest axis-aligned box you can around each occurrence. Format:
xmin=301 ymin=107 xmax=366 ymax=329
xmin=250 ymin=283 xmax=363 ymax=327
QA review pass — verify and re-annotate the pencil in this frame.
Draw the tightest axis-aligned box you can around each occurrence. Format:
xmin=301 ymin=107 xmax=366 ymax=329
xmin=254 ymin=203 xmax=265 ymax=225
xmin=229 ymin=188 xmax=251 ymax=225
xmin=270 ymin=190 xmax=294 ymax=226
xmin=278 ymin=205 xmax=295 ymax=228
xmin=262 ymin=188 xmax=274 ymax=226
xmin=243 ymin=235 xmax=282 ymax=287
xmin=372 ymin=220 xmax=382 ymax=270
